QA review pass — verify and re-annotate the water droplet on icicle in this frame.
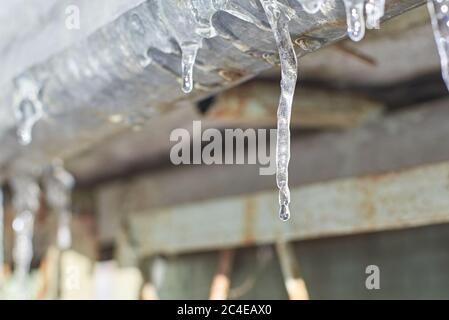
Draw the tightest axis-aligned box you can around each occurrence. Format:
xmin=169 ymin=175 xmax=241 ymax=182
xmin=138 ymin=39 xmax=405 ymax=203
xmin=13 ymin=77 xmax=44 ymax=146
xmin=428 ymin=0 xmax=449 ymax=90
xmin=297 ymin=0 xmax=324 ymax=14
xmin=260 ymin=0 xmax=298 ymax=221
xmin=10 ymin=175 xmax=40 ymax=295
xmin=181 ymin=42 xmax=200 ymax=94
xmin=279 ymin=203 xmax=290 ymax=221
xmin=44 ymin=161 xmax=75 ymax=251
xmin=343 ymin=0 xmax=366 ymax=41
xmin=159 ymin=0 xmax=219 ymax=94
xmin=365 ymin=0 xmax=385 ymax=29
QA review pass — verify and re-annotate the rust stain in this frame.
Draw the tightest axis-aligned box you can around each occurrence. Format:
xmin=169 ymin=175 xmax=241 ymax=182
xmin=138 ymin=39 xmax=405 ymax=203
xmin=217 ymin=68 xmax=247 ymax=82
xmin=208 ymin=82 xmax=275 ymax=121
xmin=357 ymin=180 xmax=376 ymax=223
xmin=242 ymin=198 xmax=257 ymax=245
xmin=36 ymin=255 xmax=49 ymax=300
xmin=334 ymin=43 xmax=377 ymax=66
xmin=208 ymin=86 xmax=248 ymax=119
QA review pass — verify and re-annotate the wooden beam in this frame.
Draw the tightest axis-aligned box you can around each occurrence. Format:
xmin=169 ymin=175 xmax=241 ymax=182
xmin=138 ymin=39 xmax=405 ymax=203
xmin=127 ymin=161 xmax=449 ymax=256
xmin=141 ymin=282 xmax=159 ymax=300
xmin=209 ymin=249 xmax=235 ymax=300
xmin=276 ymin=242 xmax=309 ymax=300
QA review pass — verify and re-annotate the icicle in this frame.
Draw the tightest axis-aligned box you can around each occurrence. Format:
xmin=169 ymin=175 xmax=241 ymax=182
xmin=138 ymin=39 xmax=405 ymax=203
xmin=44 ymin=161 xmax=75 ymax=251
xmin=10 ymin=174 xmax=40 ymax=293
xmin=297 ymin=0 xmax=325 ymax=14
xmin=365 ymin=0 xmax=385 ymax=29
xmin=0 ymin=188 xmax=4 ymax=282
xmin=13 ymin=77 xmax=44 ymax=146
xmin=260 ymin=0 xmax=298 ymax=221
xmin=159 ymin=0 xmax=220 ymax=94
xmin=343 ymin=0 xmax=366 ymax=42
xmin=181 ymin=42 xmax=200 ymax=93
xmin=428 ymin=0 xmax=449 ymax=90
xmin=160 ymin=0 xmax=284 ymax=93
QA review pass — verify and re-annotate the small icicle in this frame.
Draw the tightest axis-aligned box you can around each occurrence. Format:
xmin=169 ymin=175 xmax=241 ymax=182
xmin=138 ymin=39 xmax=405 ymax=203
xmin=16 ymin=101 xmax=39 ymax=145
xmin=260 ymin=0 xmax=298 ymax=221
xmin=13 ymin=77 xmax=44 ymax=146
xmin=0 ymin=187 xmax=4 ymax=283
xmin=365 ymin=0 xmax=385 ymax=29
xmin=159 ymin=0 xmax=219 ymax=94
xmin=428 ymin=0 xmax=449 ymax=90
xmin=297 ymin=0 xmax=324 ymax=14
xmin=343 ymin=0 xmax=366 ymax=42
xmin=181 ymin=42 xmax=200 ymax=94
xmin=10 ymin=174 xmax=40 ymax=294
xmin=44 ymin=161 xmax=75 ymax=251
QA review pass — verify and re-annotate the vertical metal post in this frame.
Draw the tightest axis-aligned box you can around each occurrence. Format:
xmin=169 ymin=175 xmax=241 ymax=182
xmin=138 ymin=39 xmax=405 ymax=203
xmin=276 ymin=241 xmax=309 ymax=300
xmin=209 ymin=249 xmax=235 ymax=300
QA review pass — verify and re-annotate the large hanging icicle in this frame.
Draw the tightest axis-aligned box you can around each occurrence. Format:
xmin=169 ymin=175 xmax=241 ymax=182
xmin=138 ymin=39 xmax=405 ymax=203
xmin=13 ymin=76 xmax=44 ymax=146
xmin=343 ymin=0 xmax=366 ymax=41
xmin=428 ymin=0 xmax=449 ymax=90
xmin=260 ymin=0 xmax=298 ymax=221
xmin=365 ymin=0 xmax=385 ymax=29
xmin=10 ymin=174 xmax=40 ymax=291
xmin=44 ymin=161 xmax=75 ymax=251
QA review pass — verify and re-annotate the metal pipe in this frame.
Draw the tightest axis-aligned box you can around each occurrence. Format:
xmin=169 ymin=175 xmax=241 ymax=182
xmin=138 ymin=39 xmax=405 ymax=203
xmin=0 ymin=0 xmax=424 ymax=176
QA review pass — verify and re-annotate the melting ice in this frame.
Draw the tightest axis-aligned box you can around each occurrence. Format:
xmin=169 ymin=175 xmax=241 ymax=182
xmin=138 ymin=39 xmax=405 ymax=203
xmin=181 ymin=42 xmax=200 ymax=93
xmin=44 ymin=162 xmax=75 ymax=251
xmin=343 ymin=0 xmax=366 ymax=41
xmin=159 ymin=0 xmax=223 ymax=93
xmin=10 ymin=175 xmax=40 ymax=290
xmin=365 ymin=0 xmax=385 ymax=29
xmin=428 ymin=0 xmax=449 ymax=90
xmin=343 ymin=0 xmax=385 ymax=41
xmin=260 ymin=0 xmax=298 ymax=221
xmin=160 ymin=0 xmax=276 ymax=93
xmin=13 ymin=77 xmax=43 ymax=146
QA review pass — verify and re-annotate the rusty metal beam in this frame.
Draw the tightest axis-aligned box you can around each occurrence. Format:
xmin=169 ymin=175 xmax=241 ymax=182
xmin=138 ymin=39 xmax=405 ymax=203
xmin=207 ymin=81 xmax=384 ymax=129
xmin=0 ymin=0 xmax=424 ymax=176
xmin=126 ymin=161 xmax=449 ymax=257
xmin=95 ymin=97 xmax=449 ymax=235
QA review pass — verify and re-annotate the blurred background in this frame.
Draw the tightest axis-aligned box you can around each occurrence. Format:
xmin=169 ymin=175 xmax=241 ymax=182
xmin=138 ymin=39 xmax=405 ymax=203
xmin=1 ymin=0 xmax=449 ymax=299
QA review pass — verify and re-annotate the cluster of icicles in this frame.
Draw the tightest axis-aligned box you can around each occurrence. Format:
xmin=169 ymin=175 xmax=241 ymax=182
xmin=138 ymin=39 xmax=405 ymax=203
xmin=173 ymin=0 xmax=449 ymax=221
xmin=155 ymin=0 xmax=391 ymax=222
xmin=11 ymin=0 xmax=449 ymax=223
xmin=0 ymin=162 xmax=74 ymax=295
